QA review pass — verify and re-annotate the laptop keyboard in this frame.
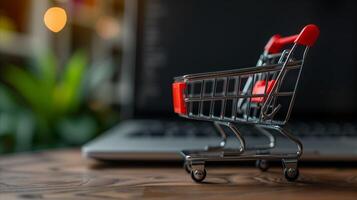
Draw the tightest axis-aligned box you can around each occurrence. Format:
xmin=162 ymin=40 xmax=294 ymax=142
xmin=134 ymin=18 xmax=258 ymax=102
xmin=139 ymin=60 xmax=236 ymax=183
xmin=287 ymin=122 xmax=357 ymax=137
xmin=129 ymin=122 xmax=217 ymax=138
xmin=128 ymin=121 xmax=357 ymax=138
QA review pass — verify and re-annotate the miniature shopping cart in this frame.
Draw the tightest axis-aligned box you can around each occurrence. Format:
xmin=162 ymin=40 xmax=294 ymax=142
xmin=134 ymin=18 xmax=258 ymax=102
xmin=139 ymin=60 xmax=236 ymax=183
xmin=172 ymin=24 xmax=320 ymax=182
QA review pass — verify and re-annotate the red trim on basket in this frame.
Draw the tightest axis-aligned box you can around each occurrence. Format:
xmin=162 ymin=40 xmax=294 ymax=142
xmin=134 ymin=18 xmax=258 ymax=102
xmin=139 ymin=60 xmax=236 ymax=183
xmin=252 ymin=80 xmax=276 ymax=103
xmin=265 ymin=34 xmax=296 ymax=54
xmin=172 ymin=82 xmax=187 ymax=114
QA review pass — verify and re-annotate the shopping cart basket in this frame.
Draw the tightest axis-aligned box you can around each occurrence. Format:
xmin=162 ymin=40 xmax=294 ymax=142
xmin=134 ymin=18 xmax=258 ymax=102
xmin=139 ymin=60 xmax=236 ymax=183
xmin=172 ymin=24 xmax=320 ymax=182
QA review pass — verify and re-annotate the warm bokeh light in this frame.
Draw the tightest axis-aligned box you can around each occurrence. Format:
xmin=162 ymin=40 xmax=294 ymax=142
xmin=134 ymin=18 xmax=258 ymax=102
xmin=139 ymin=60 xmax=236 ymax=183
xmin=95 ymin=16 xmax=120 ymax=40
xmin=43 ymin=7 xmax=67 ymax=33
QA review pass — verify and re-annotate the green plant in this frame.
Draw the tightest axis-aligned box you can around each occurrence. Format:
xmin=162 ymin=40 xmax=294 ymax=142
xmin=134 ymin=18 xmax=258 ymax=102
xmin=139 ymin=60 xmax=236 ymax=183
xmin=0 ymin=50 xmax=116 ymax=152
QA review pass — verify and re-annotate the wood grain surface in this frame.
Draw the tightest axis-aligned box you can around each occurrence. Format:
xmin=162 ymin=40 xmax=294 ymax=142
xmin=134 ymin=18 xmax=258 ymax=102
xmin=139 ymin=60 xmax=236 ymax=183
xmin=1 ymin=149 xmax=357 ymax=200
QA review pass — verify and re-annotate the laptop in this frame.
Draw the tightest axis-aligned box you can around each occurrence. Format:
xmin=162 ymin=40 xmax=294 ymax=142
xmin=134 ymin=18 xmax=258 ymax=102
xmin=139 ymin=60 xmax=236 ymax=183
xmin=82 ymin=0 xmax=357 ymax=161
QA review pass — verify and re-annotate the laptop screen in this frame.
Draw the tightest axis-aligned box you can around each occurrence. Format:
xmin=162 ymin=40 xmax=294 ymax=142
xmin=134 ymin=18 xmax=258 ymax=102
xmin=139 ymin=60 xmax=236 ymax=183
xmin=132 ymin=0 xmax=357 ymax=120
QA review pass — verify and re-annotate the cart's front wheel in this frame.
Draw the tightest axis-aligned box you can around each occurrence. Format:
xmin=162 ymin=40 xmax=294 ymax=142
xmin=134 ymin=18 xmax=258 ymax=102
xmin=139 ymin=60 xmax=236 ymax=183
xmin=284 ymin=167 xmax=299 ymax=182
xmin=183 ymin=161 xmax=192 ymax=174
xmin=191 ymin=169 xmax=207 ymax=183
xmin=256 ymin=160 xmax=269 ymax=172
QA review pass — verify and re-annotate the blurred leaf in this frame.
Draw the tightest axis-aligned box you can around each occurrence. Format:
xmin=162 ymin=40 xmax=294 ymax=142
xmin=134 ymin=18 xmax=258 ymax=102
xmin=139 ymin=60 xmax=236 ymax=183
xmin=2 ymin=66 xmax=52 ymax=118
xmin=0 ymin=113 xmax=16 ymax=136
xmin=57 ymin=114 xmax=96 ymax=145
xmin=37 ymin=52 xmax=57 ymax=94
xmin=54 ymin=51 xmax=87 ymax=114
xmin=14 ymin=111 xmax=35 ymax=151
xmin=0 ymin=84 xmax=18 ymax=111
xmin=84 ymin=59 xmax=114 ymax=96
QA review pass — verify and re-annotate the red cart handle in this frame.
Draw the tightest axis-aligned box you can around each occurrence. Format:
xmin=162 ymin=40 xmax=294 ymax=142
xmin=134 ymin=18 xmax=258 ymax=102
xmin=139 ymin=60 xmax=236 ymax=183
xmin=264 ymin=24 xmax=320 ymax=54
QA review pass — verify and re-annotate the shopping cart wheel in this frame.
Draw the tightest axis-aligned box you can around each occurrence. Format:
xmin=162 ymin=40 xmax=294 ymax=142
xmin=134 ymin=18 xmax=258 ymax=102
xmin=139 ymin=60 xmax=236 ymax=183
xmin=183 ymin=161 xmax=192 ymax=174
xmin=256 ymin=159 xmax=269 ymax=172
xmin=191 ymin=169 xmax=207 ymax=183
xmin=284 ymin=167 xmax=299 ymax=182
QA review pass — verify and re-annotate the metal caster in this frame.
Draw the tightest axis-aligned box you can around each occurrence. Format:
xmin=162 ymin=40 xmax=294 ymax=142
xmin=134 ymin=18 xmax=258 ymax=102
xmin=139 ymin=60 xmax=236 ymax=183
xmin=183 ymin=161 xmax=192 ymax=174
xmin=191 ymin=169 xmax=207 ymax=183
xmin=256 ymin=159 xmax=269 ymax=172
xmin=284 ymin=167 xmax=299 ymax=182
xmin=282 ymin=159 xmax=299 ymax=182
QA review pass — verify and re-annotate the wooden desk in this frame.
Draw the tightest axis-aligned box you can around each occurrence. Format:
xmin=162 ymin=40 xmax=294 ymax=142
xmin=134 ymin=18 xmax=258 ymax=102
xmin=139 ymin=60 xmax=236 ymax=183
xmin=1 ymin=149 xmax=357 ymax=200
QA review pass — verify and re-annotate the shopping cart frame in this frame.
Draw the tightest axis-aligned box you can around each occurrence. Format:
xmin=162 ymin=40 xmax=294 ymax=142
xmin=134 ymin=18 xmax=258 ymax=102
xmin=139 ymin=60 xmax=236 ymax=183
xmin=172 ymin=25 xmax=320 ymax=182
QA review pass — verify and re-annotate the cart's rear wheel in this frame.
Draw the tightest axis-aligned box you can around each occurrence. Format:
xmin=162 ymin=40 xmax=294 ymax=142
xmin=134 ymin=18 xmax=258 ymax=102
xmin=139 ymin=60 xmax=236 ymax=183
xmin=191 ymin=169 xmax=206 ymax=183
xmin=284 ymin=167 xmax=299 ymax=182
xmin=256 ymin=159 xmax=269 ymax=172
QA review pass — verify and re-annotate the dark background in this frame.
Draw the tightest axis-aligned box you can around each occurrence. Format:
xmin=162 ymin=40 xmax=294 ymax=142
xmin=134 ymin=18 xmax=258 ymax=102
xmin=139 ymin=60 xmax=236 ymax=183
xmin=135 ymin=0 xmax=357 ymax=120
